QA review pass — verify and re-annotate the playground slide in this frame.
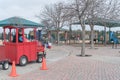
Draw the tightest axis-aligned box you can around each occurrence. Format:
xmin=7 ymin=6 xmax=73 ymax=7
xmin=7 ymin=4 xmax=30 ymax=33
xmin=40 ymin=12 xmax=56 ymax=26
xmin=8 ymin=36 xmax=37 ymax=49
xmin=110 ymin=32 xmax=119 ymax=44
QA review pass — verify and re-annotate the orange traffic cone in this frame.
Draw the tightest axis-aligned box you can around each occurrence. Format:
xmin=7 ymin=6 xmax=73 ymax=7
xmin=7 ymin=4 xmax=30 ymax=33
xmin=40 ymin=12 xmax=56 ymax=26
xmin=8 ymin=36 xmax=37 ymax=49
xmin=9 ymin=61 xmax=18 ymax=77
xmin=40 ymin=57 xmax=48 ymax=70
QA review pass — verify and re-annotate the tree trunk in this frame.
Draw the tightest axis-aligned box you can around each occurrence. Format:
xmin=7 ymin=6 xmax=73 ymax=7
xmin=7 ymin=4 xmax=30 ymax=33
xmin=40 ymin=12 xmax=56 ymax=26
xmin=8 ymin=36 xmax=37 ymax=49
xmin=69 ymin=24 xmax=72 ymax=44
xmin=57 ymin=30 xmax=60 ymax=45
xmin=104 ymin=26 xmax=106 ymax=46
xmin=90 ymin=25 xmax=94 ymax=49
xmin=81 ymin=25 xmax=86 ymax=56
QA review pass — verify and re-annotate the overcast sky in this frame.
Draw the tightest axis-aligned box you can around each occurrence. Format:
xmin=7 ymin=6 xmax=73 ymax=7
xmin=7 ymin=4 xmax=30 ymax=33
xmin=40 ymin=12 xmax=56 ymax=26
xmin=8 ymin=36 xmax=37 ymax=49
xmin=0 ymin=0 xmax=120 ymax=31
xmin=0 ymin=0 xmax=68 ymax=23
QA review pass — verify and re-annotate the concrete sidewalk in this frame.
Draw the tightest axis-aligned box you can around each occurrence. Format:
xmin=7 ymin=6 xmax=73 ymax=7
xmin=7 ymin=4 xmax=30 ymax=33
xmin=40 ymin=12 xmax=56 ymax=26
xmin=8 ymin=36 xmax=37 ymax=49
xmin=9 ymin=55 xmax=120 ymax=80
xmin=1 ymin=45 xmax=120 ymax=80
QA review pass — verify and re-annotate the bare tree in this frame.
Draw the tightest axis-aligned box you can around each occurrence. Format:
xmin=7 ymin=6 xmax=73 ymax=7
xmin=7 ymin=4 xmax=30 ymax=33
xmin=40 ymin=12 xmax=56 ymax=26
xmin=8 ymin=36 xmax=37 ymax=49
xmin=96 ymin=0 xmax=120 ymax=45
xmin=41 ymin=19 xmax=55 ymax=30
xmin=84 ymin=0 xmax=120 ymax=48
xmin=66 ymin=0 xmax=94 ymax=56
xmin=64 ymin=0 xmax=120 ymax=55
xmin=86 ymin=0 xmax=104 ymax=49
xmin=98 ymin=0 xmax=120 ymax=20
xmin=37 ymin=2 xmax=72 ymax=45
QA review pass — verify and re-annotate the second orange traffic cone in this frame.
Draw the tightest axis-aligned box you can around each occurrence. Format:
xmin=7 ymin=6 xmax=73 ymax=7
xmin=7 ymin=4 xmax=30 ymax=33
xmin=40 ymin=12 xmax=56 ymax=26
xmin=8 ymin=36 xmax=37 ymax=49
xmin=40 ymin=57 xmax=48 ymax=70
xmin=9 ymin=61 xmax=18 ymax=77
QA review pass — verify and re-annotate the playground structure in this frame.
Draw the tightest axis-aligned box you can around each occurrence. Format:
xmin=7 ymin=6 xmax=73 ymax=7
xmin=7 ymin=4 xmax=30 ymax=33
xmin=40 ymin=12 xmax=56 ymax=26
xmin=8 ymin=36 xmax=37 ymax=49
xmin=0 ymin=17 xmax=45 ymax=70
xmin=110 ymin=31 xmax=119 ymax=43
xmin=109 ymin=31 xmax=119 ymax=48
xmin=47 ymin=28 xmax=120 ymax=46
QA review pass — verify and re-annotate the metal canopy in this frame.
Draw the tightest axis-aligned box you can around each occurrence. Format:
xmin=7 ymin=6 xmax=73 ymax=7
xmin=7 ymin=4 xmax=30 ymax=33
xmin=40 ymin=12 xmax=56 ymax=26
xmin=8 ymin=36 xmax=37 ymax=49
xmin=73 ymin=18 xmax=120 ymax=28
xmin=89 ymin=18 xmax=120 ymax=28
xmin=0 ymin=17 xmax=44 ymax=27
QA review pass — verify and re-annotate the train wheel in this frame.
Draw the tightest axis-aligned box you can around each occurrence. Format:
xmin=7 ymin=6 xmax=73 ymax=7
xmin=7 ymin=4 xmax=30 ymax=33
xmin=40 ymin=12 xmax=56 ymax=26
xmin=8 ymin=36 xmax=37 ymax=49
xmin=43 ymin=52 xmax=46 ymax=58
xmin=36 ymin=55 xmax=42 ymax=63
xmin=19 ymin=56 xmax=28 ymax=66
xmin=2 ymin=61 xmax=9 ymax=70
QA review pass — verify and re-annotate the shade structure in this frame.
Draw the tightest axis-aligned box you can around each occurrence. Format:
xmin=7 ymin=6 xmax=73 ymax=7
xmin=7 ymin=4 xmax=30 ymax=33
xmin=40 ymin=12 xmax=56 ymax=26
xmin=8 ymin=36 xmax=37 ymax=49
xmin=0 ymin=16 xmax=44 ymax=28
xmin=88 ymin=18 xmax=120 ymax=28
xmin=73 ymin=18 xmax=120 ymax=28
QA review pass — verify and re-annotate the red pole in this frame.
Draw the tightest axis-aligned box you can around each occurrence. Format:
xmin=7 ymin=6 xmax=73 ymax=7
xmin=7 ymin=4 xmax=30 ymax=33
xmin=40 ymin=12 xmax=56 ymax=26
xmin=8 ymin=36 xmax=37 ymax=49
xmin=3 ymin=28 xmax=6 ymax=42
xmin=22 ymin=28 xmax=24 ymax=42
xmin=16 ymin=28 xmax=18 ymax=43
xmin=10 ymin=29 xmax=12 ymax=42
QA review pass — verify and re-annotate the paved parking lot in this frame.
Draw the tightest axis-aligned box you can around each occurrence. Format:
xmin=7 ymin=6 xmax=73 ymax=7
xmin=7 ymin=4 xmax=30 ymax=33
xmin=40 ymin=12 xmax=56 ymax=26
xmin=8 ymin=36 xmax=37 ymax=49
xmin=1 ymin=45 xmax=120 ymax=80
